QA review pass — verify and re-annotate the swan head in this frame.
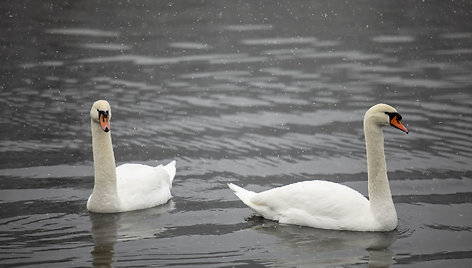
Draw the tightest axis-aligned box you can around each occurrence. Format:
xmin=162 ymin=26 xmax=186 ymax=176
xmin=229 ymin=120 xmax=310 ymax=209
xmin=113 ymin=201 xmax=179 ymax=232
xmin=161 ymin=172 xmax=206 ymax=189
xmin=91 ymin=100 xmax=112 ymax=132
xmin=365 ymin=103 xmax=408 ymax=134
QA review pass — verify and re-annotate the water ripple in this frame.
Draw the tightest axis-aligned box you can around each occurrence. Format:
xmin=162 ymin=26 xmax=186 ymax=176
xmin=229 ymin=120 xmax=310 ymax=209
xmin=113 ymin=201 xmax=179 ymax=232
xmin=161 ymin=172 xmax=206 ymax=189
xmin=46 ymin=28 xmax=119 ymax=37
xmin=2 ymin=1 xmax=472 ymax=267
xmin=78 ymin=53 xmax=251 ymax=65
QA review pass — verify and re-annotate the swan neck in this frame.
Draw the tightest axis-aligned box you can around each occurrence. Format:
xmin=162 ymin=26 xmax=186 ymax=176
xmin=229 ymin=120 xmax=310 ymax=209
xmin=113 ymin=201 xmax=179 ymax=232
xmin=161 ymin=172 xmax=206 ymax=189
xmin=364 ymin=121 xmax=391 ymax=203
xmin=91 ymin=120 xmax=118 ymax=192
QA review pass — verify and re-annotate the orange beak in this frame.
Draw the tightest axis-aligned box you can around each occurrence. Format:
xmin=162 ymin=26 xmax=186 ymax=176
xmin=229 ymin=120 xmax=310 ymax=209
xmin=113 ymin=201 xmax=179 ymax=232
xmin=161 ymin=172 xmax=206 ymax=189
xmin=390 ymin=115 xmax=408 ymax=134
xmin=99 ymin=113 xmax=110 ymax=132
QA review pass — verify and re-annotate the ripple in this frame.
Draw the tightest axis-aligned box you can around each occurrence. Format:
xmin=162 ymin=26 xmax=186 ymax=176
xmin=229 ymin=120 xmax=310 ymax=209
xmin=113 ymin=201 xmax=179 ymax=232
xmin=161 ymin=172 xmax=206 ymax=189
xmin=78 ymin=53 xmax=249 ymax=65
xmin=91 ymin=77 xmax=161 ymax=91
xmin=440 ymin=32 xmax=472 ymax=39
xmin=241 ymin=36 xmax=318 ymax=45
xmin=20 ymin=61 xmax=64 ymax=68
xmin=78 ymin=43 xmax=132 ymax=51
xmin=180 ymin=70 xmax=251 ymax=81
xmin=433 ymin=48 xmax=472 ymax=55
xmin=0 ymin=139 xmax=82 ymax=153
xmin=169 ymin=42 xmax=211 ymax=50
xmin=372 ymin=35 xmax=415 ymax=43
xmin=262 ymin=67 xmax=321 ymax=80
xmin=373 ymin=76 xmax=456 ymax=88
xmin=223 ymin=24 xmax=273 ymax=31
xmin=45 ymin=28 xmax=119 ymax=37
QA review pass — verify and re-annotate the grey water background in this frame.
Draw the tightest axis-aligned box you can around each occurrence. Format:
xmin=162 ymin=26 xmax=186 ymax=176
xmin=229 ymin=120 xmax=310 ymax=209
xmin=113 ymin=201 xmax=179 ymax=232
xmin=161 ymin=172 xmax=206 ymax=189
xmin=1 ymin=0 xmax=472 ymax=267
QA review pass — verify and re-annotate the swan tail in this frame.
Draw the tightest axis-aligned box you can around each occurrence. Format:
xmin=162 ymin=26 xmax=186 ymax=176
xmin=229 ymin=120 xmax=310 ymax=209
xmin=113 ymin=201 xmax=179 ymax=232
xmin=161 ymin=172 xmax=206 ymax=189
xmin=228 ymin=183 xmax=257 ymax=207
xmin=163 ymin=160 xmax=176 ymax=184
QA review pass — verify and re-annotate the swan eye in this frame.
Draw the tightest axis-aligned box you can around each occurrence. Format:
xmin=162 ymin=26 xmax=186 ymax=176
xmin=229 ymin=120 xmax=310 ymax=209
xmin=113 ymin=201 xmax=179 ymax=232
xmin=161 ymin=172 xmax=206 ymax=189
xmin=385 ymin=112 xmax=402 ymax=121
xmin=97 ymin=109 xmax=109 ymax=120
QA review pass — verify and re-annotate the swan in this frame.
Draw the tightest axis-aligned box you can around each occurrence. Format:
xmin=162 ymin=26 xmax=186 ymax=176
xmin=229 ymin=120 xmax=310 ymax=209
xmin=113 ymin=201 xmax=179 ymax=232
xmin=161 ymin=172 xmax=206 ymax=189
xmin=87 ymin=100 xmax=176 ymax=213
xmin=228 ymin=103 xmax=409 ymax=231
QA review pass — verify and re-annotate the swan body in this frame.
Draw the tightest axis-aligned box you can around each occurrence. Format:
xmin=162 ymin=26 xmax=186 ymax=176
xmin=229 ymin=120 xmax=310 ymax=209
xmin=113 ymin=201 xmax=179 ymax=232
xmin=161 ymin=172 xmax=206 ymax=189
xmin=228 ymin=103 xmax=409 ymax=231
xmin=87 ymin=100 xmax=176 ymax=213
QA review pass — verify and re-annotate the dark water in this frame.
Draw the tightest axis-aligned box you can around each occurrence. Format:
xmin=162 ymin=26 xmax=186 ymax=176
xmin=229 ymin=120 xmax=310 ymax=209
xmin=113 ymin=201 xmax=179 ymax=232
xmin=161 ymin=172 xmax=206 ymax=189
xmin=1 ymin=0 xmax=472 ymax=267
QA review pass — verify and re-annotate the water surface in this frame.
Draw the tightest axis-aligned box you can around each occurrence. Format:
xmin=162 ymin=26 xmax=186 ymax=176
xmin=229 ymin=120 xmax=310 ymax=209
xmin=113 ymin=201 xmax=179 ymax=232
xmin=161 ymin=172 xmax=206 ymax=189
xmin=1 ymin=0 xmax=472 ymax=267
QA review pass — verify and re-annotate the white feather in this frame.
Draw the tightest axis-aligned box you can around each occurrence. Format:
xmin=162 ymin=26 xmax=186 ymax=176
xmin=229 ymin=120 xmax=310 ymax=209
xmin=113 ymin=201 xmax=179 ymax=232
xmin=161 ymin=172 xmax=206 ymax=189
xmin=87 ymin=100 xmax=176 ymax=213
xmin=228 ymin=104 xmax=407 ymax=231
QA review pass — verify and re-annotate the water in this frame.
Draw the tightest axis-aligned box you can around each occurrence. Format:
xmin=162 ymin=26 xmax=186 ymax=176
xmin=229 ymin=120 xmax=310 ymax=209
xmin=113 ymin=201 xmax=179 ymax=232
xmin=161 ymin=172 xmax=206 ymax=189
xmin=1 ymin=0 xmax=472 ymax=267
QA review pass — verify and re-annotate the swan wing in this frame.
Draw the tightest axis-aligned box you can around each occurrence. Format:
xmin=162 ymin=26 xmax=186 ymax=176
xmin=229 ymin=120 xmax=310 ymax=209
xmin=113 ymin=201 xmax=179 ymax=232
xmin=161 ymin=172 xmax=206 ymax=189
xmin=116 ymin=161 xmax=176 ymax=211
xmin=230 ymin=181 xmax=373 ymax=231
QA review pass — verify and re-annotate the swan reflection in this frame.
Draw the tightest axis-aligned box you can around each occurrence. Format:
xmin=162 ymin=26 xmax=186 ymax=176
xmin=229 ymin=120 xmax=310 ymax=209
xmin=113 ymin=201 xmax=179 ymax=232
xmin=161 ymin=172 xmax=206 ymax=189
xmin=89 ymin=202 xmax=174 ymax=267
xmin=249 ymin=217 xmax=396 ymax=268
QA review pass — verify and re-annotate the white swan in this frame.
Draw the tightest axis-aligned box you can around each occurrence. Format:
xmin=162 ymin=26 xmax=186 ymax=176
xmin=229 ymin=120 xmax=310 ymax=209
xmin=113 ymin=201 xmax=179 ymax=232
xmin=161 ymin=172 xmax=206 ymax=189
xmin=87 ymin=100 xmax=176 ymax=213
xmin=228 ymin=103 xmax=409 ymax=231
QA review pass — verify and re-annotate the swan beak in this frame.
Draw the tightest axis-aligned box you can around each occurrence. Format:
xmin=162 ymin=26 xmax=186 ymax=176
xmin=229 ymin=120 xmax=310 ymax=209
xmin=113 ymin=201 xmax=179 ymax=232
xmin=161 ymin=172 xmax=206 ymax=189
xmin=390 ymin=115 xmax=408 ymax=134
xmin=99 ymin=114 xmax=110 ymax=132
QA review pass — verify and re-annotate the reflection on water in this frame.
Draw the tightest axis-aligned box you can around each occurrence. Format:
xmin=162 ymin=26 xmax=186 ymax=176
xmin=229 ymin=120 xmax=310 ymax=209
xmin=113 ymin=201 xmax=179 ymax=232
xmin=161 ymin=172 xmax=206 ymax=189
xmin=91 ymin=213 xmax=118 ymax=268
xmin=249 ymin=218 xmax=397 ymax=267
xmin=90 ymin=203 xmax=174 ymax=267
xmin=1 ymin=0 xmax=472 ymax=267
